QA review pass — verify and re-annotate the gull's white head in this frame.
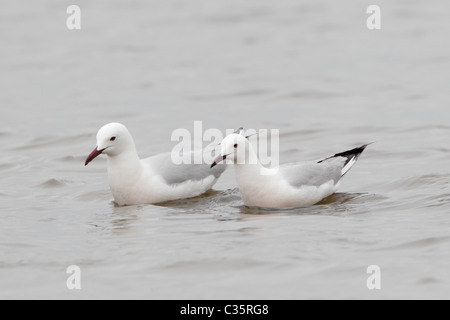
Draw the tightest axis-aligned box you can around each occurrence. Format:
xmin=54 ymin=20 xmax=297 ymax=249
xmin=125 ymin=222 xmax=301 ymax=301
xmin=85 ymin=123 xmax=135 ymax=166
xmin=211 ymin=133 xmax=249 ymax=168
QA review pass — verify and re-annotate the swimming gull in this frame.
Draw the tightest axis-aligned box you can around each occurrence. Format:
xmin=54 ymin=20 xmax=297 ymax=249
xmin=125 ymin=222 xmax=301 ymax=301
xmin=85 ymin=123 xmax=226 ymax=206
xmin=211 ymin=132 xmax=369 ymax=208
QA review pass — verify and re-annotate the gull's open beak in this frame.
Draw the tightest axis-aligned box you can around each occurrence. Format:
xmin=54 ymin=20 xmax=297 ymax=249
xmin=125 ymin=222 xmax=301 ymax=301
xmin=211 ymin=154 xmax=227 ymax=168
xmin=85 ymin=147 xmax=105 ymax=166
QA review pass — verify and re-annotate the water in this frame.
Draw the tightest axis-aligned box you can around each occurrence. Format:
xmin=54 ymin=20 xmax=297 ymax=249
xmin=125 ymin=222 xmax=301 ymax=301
xmin=1 ymin=0 xmax=450 ymax=299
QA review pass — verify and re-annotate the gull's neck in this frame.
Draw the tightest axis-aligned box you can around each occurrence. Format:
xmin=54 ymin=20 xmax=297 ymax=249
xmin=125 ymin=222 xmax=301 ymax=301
xmin=106 ymin=145 xmax=145 ymax=206
xmin=234 ymin=141 xmax=266 ymax=184
xmin=233 ymin=141 xmax=277 ymax=207
xmin=107 ymin=146 xmax=142 ymax=177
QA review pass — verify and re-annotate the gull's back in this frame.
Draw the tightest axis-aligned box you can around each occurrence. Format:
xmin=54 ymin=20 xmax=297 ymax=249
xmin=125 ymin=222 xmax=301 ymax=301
xmin=142 ymin=151 xmax=226 ymax=186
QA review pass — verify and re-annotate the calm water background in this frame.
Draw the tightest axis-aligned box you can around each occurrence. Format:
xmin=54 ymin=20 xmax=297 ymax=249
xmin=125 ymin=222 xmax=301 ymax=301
xmin=1 ymin=0 xmax=450 ymax=299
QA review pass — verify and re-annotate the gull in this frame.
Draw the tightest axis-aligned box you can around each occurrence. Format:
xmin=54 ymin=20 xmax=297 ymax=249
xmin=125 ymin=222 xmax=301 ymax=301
xmin=211 ymin=131 xmax=369 ymax=209
xmin=85 ymin=123 xmax=226 ymax=206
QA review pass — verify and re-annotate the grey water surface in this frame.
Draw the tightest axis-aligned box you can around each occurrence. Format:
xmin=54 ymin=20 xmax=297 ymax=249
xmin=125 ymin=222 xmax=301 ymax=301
xmin=1 ymin=0 xmax=450 ymax=299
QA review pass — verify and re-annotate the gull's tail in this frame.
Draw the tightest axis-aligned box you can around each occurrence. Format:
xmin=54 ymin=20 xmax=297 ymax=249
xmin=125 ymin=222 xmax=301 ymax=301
xmin=318 ymin=143 xmax=371 ymax=177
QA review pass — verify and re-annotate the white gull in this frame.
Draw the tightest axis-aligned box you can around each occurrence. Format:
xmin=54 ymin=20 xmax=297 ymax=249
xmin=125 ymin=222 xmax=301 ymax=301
xmin=211 ymin=132 xmax=369 ymax=209
xmin=85 ymin=123 xmax=226 ymax=206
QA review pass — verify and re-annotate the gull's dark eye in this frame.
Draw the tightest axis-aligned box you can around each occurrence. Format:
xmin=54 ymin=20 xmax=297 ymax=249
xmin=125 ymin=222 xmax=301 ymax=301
xmin=234 ymin=144 xmax=238 ymax=148
xmin=110 ymin=137 xmax=116 ymax=142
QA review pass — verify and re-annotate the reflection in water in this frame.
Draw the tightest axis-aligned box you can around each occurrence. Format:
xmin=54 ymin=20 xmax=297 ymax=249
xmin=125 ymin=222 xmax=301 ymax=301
xmin=239 ymin=193 xmax=386 ymax=216
xmin=157 ymin=189 xmax=244 ymax=220
xmin=315 ymin=192 xmax=364 ymax=205
xmin=87 ymin=203 xmax=143 ymax=234
xmin=110 ymin=204 xmax=142 ymax=233
xmin=157 ymin=189 xmax=224 ymax=209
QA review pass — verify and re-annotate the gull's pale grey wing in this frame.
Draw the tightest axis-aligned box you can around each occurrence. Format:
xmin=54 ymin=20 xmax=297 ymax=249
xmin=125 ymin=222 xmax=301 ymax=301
xmin=142 ymin=152 xmax=226 ymax=185
xmin=282 ymin=144 xmax=369 ymax=188
xmin=280 ymin=158 xmax=345 ymax=188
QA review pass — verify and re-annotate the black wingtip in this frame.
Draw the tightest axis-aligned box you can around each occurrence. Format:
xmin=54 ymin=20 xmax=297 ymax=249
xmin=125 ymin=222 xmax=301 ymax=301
xmin=234 ymin=127 xmax=244 ymax=134
xmin=318 ymin=143 xmax=371 ymax=164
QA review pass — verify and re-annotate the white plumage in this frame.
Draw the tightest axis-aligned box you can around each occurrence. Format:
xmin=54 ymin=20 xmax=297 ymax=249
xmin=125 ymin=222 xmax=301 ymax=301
xmin=85 ymin=123 xmax=226 ymax=206
xmin=212 ymin=133 xmax=368 ymax=209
